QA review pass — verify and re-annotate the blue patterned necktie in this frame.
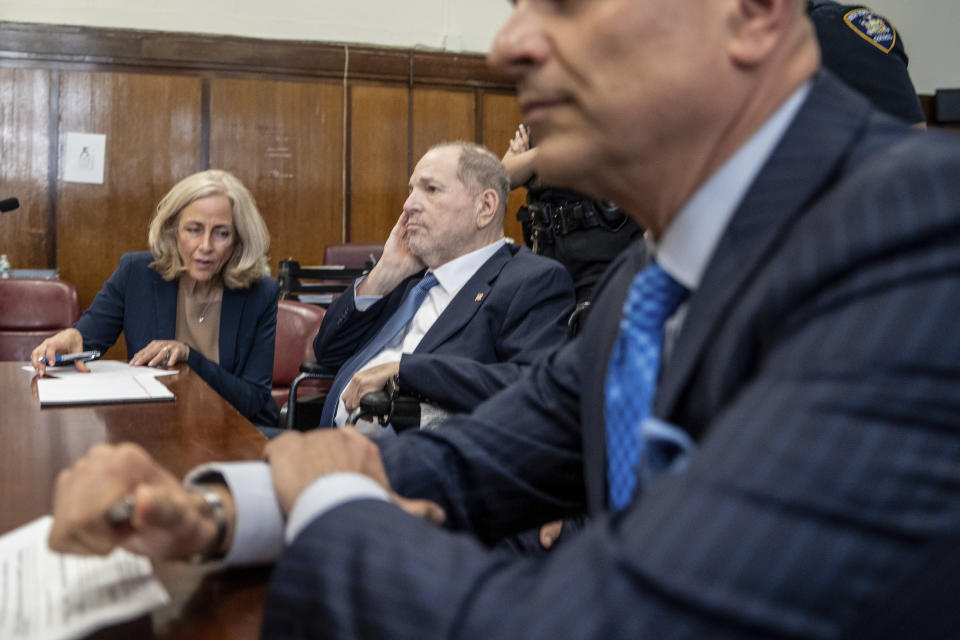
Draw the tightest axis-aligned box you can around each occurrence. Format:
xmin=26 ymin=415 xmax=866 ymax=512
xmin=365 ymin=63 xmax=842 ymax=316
xmin=319 ymin=273 xmax=439 ymax=426
xmin=605 ymin=261 xmax=688 ymax=512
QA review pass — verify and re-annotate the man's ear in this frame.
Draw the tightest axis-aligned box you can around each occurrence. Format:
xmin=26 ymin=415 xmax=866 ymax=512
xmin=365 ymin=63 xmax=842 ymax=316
xmin=475 ymin=189 xmax=499 ymax=229
xmin=727 ymin=0 xmax=793 ymax=66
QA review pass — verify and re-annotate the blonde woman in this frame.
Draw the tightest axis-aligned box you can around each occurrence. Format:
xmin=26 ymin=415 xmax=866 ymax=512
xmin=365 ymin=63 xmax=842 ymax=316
xmin=31 ymin=169 xmax=280 ymax=425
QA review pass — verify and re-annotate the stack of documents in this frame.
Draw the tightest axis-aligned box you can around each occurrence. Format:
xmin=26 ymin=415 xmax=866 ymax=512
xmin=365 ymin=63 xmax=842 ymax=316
xmin=0 ymin=515 xmax=170 ymax=640
xmin=27 ymin=361 xmax=178 ymax=407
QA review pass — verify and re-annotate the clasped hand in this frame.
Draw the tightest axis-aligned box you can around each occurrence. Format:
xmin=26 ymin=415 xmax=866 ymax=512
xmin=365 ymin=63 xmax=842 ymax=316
xmin=48 ymin=429 xmax=444 ymax=561
xmin=48 ymin=443 xmax=222 ymax=561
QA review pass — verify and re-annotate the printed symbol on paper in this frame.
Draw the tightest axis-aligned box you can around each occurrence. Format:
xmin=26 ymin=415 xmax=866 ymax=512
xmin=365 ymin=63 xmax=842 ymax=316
xmin=78 ymin=147 xmax=93 ymax=171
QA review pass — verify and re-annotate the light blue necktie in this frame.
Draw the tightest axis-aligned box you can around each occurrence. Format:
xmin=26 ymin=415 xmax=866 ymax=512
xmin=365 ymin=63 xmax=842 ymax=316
xmin=604 ymin=261 xmax=688 ymax=512
xmin=319 ymin=273 xmax=439 ymax=426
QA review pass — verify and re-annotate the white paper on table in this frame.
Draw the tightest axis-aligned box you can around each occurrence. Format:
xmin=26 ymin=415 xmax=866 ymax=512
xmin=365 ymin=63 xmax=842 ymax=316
xmin=0 ymin=515 xmax=170 ymax=640
xmin=21 ymin=361 xmax=177 ymax=379
xmin=36 ymin=374 xmax=175 ymax=406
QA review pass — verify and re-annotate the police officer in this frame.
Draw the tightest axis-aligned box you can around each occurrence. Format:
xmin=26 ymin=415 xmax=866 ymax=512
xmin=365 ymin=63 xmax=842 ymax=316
xmin=808 ymin=0 xmax=926 ymax=126
xmin=503 ymin=124 xmax=642 ymax=307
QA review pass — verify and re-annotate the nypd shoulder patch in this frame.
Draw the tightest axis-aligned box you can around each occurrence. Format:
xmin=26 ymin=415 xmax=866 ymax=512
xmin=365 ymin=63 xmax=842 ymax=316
xmin=843 ymin=8 xmax=897 ymax=54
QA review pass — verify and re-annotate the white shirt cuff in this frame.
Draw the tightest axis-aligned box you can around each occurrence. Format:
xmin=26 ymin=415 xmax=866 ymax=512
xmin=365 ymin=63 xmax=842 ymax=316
xmin=285 ymin=472 xmax=390 ymax=544
xmin=353 ymin=276 xmax=382 ymax=311
xmin=185 ymin=461 xmax=284 ymax=567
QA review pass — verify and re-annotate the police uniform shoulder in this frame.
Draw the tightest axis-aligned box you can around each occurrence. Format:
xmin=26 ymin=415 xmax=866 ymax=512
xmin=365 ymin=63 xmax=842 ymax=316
xmin=809 ymin=1 xmax=925 ymax=124
xmin=809 ymin=1 xmax=902 ymax=58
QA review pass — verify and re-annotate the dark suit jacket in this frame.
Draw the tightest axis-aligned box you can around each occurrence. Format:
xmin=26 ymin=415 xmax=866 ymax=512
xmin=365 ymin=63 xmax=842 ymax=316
xmin=264 ymin=73 xmax=960 ymax=638
xmin=313 ymin=243 xmax=575 ymax=413
xmin=75 ymin=251 xmax=279 ymax=425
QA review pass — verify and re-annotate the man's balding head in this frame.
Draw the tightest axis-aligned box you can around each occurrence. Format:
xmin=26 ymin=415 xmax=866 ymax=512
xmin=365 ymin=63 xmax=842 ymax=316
xmin=402 ymin=142 xmax=507 ymax=268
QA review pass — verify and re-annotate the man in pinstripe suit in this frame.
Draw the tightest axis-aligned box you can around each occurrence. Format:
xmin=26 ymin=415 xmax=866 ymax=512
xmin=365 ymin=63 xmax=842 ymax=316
xmin=49 ymin=0 xmax=960 ymax=637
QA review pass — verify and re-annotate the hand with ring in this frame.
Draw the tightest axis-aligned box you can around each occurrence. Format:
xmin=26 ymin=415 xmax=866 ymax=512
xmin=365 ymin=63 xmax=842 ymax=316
xmin=130 ymin=340 xmax=190 ymax=368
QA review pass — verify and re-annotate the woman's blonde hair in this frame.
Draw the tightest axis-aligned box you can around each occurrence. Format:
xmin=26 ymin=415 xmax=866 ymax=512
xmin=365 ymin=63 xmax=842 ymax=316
xmin=147 ymin=169 xmax=270 ymax=289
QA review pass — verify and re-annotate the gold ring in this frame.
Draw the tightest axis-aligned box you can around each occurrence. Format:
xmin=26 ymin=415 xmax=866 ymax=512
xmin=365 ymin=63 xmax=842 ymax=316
xmin=162 ymin=347 xmax=170 ymax=354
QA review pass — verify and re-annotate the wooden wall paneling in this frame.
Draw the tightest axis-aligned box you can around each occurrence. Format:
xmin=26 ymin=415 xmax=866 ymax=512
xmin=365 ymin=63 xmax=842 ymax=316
xmin=481 ymin=91 xmax=526 ymax=243
xmin=0 ymin=22 xmax=517 ymax=90
xmin=0 ymin=20 xmax=520 ymax=291
xmin=412 ymin=52 xmax=512 ymax=89
xmin=349 ymin=83 xmax=409 ymax=245
xmin=209 ymin=78 xmax=344 ymax=273
xmin=411 ymin=87 xmax=476 ymax=163
xmin=0 ymin=68 xmax=51 ymax=269
xmin=57 ymin=71 xmax=203 ymax=359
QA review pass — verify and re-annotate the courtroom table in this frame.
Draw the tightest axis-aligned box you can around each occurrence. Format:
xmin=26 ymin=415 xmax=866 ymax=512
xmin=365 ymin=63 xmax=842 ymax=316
xmin=0 ymin=362 xmax=272 ymax=639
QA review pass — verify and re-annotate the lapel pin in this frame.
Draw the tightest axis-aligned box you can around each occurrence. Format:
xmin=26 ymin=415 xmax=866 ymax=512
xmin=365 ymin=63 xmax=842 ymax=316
xmin=475 ymin=292 xmax=484 ymax=302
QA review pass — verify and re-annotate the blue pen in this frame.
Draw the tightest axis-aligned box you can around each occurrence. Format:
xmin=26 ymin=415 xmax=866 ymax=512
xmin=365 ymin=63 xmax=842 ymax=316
xmin=42 ymin=350 xmax=101 ymax=366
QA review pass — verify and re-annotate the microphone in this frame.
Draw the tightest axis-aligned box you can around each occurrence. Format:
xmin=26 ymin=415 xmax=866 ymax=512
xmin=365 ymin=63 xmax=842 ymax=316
xmin=0 ymin=198 xmax=19 ymax=213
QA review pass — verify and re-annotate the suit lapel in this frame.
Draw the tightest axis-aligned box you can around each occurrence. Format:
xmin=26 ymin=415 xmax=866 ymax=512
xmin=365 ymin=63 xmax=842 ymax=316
xmin=583 ymin=241 xmax=649 ymax=512
xmin=656 ymin=72 xmax=874 ymax=425
xmin=416 ymin=245 xmax=514 ymax=353
xmin=220 ymin=286 xmax=243 ymax=369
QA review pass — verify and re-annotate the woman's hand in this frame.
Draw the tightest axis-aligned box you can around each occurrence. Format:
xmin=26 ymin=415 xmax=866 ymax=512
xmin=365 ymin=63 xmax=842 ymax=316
xmin=31 ymin=328 xmax=86 ymax=376
xmin=130 ymin=340 xmax=191 ymax=368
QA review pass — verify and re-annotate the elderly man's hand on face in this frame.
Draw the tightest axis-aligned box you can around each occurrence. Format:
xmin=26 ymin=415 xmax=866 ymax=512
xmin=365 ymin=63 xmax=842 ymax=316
xmin=48 ymin=443 xmax=228 ymax=562
xmin=341 ymin=361 xmax=400 ymax=414
xmin=358 ymin=211 xmax=426 ymax=297
xmin=265 ymin=427 xmax=446 ymax=525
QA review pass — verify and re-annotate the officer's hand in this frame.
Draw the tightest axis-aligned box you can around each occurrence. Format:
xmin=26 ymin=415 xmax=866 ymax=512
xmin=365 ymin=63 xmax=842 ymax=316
xmin=508 ymin=123 xmax=530 ymax=155
xmin=502 ymin=124 xmax=537 ymax=187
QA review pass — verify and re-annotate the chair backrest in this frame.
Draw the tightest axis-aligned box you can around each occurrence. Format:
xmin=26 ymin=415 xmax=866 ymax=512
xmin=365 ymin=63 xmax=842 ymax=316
xmin=324 ymin=243 xmax=383 ymax=269
xmin=278 ymin=259 xmax=368 ymax=305
xmin=0 ymin=278 xmax=79 ymax=361
xmin=273 ymin=299 xmax=326 ymax=394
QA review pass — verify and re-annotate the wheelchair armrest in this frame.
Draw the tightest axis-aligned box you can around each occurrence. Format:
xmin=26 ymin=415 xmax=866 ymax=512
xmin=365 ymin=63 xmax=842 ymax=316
xmin=357 ymin=390 xmax=421 ymax=433
xmin=358 ymin=390 xmax=392 ymax=416
xmin=285 ymin=362 xmax=339 ymax=430
xmin=299 ymin=361 xmax=338 ymax=376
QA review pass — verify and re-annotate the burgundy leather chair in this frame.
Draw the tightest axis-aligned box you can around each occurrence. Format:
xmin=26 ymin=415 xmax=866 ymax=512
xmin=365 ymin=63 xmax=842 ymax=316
xmin=323 ymin=243 xmax=383 ymax=269
xmin=0 ymin=278 xmax=79 ymax=361
xmin=272 ymin=299 xmax=327 ymax=422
